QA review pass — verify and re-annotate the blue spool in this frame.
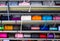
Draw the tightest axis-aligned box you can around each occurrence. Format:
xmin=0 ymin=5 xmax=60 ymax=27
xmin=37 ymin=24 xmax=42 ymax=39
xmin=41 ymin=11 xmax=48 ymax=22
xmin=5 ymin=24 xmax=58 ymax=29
xmin=8 ymin=2 xmax=18 ymax=6
xmin=40 ymin=26 xmax=49 ymax=31
xmin=42 ymin=16 xmax=52 ymax=20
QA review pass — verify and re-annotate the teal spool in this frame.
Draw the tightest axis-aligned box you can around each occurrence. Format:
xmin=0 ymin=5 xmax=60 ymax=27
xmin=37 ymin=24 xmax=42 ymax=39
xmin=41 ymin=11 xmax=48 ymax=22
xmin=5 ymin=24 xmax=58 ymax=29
xmin=49 ymin=27 xmax=58 ymax=31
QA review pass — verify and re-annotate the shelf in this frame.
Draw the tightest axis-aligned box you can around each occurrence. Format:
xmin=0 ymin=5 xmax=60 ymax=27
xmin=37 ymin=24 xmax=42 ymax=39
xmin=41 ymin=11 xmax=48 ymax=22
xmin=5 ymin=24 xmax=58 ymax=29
xmin=0 ymin=31 xmax=18 ymax=33
xmin=9 ymin=0 xmax=48 ymax=1
xmin=0 ymin=20 xmax=59 ymax=24
xmin=0 ymin=6 xmax=7 ymax=11
xmin=2 ymin=21 xmax=19 ymax=24
xmin=0 ymin=31 xmax=59 ymax=33
xmin=0 ymin=6 xmax=60 ymax=11
xmin=31 ymin=6 xmax=60 ymax=7
xmin=0 ymin=0 xmax=60 ymax=1
xmin=0 ymin=38 xmax=59 ymax=40
xmin=0 ymin=13 xmax=60 ymax=15
xmin=18 ymin=31 xmax=60 ymax=33
xmin=22 ymin=20 xmax=60 ymax=24
xmin=0 ymin=20 xmax=21 ymax=24
xmin=9 ymin=6 xmax=60 ymax=7
xmin=10 ymin=7 xmax=60 ymax=11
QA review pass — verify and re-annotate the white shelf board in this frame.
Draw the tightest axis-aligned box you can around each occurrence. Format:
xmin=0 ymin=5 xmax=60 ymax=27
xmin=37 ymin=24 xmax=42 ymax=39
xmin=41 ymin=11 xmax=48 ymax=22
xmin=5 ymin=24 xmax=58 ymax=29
xmin=0 ymin=6 xmax=59 ymax=8
xmin=18 ymin=31 xmax=60 ymax=33
xmin=9 ymin=6 xmax=60 ymax=8
xmin=0 ymin=13 xmax=60 ymax=15
xmin=0 ymin=38 xmax=59 ymax=40
xmin=0 ymin=6 xmax=7 ymax=7
xmin=0 ymin=31 xmax=59 ymax=33
xmin=0 ymin=31 xmax=18 ymax=33
xmin=22 ymin=20 xmax=60 ymax=24
xmin=2 ymin=20 xmax=20 ymax=24
xmin=0 ymin=20 xmax=60 ymax=24
xmin=1 ymin=0 xmax=59 ymax=1
xmin=0 ymin=20 xmax=59 ymax=24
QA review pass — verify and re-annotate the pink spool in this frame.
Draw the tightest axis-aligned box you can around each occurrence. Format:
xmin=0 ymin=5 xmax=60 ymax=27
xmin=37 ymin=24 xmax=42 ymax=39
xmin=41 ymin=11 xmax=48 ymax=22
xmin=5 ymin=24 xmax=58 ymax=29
xmin=31 ymin=27 xmax=40 ymax=30
xmin=0 ymin=33 xmax=7 ymax=38
xmin=53 ymin=16 xmax=60 ymax=20
xmin=15 ymin=33 xmax=23 ymax=38
xmin=19 ymin=2 xmax=30 ymax=6
xmin=0 ymin=4 xmax=6 ymax=6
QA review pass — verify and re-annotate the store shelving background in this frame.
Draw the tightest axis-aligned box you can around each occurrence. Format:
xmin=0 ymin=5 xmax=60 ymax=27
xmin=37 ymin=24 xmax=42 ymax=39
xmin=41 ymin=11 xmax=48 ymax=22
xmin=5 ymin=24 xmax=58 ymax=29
xmin=0 ymin=0 xmax=60 ymax=41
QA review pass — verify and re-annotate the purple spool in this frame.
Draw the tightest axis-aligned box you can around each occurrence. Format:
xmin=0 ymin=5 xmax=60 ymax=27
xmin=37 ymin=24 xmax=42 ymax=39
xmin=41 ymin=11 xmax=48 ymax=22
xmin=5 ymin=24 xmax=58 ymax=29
xmin=47 ymin=33 xmax=54 ymax=38
xmin=12 ymin=17 xmax=21 ymax=20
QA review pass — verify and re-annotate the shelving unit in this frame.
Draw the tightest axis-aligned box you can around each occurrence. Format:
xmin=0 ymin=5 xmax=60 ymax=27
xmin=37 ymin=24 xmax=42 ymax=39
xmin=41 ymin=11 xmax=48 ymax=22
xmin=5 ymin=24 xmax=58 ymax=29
xmin=0 ymin=0 xmax=60 ymax=41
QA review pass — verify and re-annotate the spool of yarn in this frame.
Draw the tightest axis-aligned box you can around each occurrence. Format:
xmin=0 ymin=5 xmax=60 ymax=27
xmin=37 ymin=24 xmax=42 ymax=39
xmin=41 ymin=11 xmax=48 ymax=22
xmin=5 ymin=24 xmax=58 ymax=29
xmin=42 ymin=16 xmax=52 ymax=20
xmin=0 ymin=33 xmax=7 ymax=38
xmin=11 ymin=15 xmax=21 ymax=20
xmin=49 ymin=27 xmax=58 ymax=31
xmin=55 ymin=1 xmax=60 ymax=6
xmin=1 ymin=16 xmax=8 ymax=20
xmin=4 ymin=25 xmax=13 ymax=31
xmin=24 ymin=34 xmax=31 ymax=38
xmin=13 ymin=25 xmax=20 ymax=31
xmin=31 ymin=27 xmax=40 ymax=30
xmin=58 ymin=26 xmax=60 ymax=31
xmin=31 ymin=33 xmax=39 ymax=38
xmin=31 ymin=1 xmax=42 ymax=6
xmin=19 ymin=2 xmax=30 ymax=6
xmin=21 ymin=16 xmax=31 ymax=20
xmin=53 ymin=16 xmax=60 ymax=20
xmin=43 ymin=1 xmax=55 ymax=6
xmin=0 ymin=2 xmax=6 ymax=6
xmin=8 ymin=2 xmax=18 ymax=6
xmin=47 ymin=33 xmax=54 ymax=38
xmin=15 ymin=33 xmax=23 ymax=38
xmin=3 ymin=39 xmax=10 ymax=41
xmin=3 ymin=39 xmax=9 ymax=41
xmin=0 ymin=26 xmax=4 ymax=31
xmin=11 ymin=17 xmax=21 ymax=20
xmin=55 ymin=33 xmax=60 ymax=39
xmin=40 ymin=26 xmax=49 ymax=31
xmin=8 ymin=33 xmax=15 ymax=38
xmin=32 ymin=15 xmax=42 ymax=20
xmin=22 ymin=24 xmax=31 ymax=30
xmin=39 ymin=33 xmax=47 ymax=38
xmin=1 ymin=15 xmax=11 ymax=20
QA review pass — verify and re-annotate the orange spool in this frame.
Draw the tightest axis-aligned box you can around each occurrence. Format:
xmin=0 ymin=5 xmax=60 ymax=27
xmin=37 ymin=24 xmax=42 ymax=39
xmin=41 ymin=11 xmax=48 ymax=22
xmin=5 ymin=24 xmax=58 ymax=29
xmin=32 ymin=15 xmax=42 ymax=20
xmin=4 ymin=25 xmax=13 ymax=30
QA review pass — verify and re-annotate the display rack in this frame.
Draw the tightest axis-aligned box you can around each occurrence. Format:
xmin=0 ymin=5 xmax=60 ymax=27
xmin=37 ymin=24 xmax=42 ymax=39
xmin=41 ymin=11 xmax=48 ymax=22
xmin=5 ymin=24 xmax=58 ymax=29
xmin=0 ymin=0 xmax=60 ymax=41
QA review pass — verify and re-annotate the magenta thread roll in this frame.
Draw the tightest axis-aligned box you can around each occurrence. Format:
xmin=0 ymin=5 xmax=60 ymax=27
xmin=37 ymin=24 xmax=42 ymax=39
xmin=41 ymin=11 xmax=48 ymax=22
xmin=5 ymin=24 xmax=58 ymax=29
xmin=53 ymin=16 xmax=60 ymax=20
xmin=0 ymin=33 xmax=7 ymax=38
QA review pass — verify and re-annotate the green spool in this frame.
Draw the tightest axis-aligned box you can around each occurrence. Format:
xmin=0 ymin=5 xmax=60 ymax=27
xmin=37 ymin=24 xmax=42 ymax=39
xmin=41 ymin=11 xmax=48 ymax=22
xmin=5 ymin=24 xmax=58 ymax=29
xmin=0 ymin=26 xmax=4 ymax=30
